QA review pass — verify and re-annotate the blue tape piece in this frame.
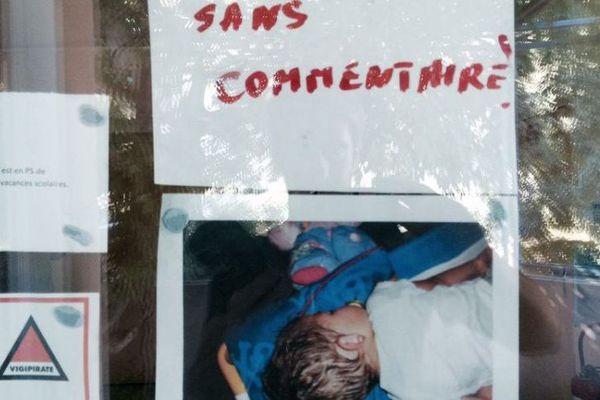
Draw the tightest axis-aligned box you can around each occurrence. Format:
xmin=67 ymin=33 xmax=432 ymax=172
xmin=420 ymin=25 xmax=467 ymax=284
xmin=162 ymin=208 xmax=189 ymax=233
xmin=488 ymin=198 xmax=506 ymax=225
xmin=79 ymin=104 xmax=106 ymax=127
xmin=54 ymin=305 xmax=83 ymax=328
xmin=62 ymin=225 xmax=93 ymax=246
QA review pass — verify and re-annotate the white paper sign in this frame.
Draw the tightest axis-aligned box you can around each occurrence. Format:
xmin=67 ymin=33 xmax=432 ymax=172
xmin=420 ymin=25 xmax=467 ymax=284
xmin=0 ymin=293 xmax=100 ymax=400
xmin=150 ymin=0 xmax=516 ymax=194
xmin=0 ymin=93 xmax=109 ymax=253
xmin=156 ymin=192 xmax=518 ymax=400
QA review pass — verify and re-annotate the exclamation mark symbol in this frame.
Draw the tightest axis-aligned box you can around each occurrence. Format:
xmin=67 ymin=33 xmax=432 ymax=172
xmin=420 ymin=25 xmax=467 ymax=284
xmin=498 ymin=34 xmax=512 ymax=109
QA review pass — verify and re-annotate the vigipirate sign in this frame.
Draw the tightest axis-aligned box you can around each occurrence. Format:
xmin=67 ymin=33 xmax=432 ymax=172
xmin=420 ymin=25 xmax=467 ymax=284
xmin=0 ymin=294 xmax=99 ymax=400
xmin=0 ymin=316 xmax=68 ymax=381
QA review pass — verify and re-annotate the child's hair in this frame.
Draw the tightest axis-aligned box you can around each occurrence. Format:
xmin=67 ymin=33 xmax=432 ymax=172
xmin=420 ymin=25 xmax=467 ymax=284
xmin=262 ymin=316 xmax=377 ymax=400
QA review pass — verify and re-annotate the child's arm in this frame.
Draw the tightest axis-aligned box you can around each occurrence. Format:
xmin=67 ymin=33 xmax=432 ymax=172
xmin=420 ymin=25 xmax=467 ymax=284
xmin=217 ymin=344 xmax=248 ymax=398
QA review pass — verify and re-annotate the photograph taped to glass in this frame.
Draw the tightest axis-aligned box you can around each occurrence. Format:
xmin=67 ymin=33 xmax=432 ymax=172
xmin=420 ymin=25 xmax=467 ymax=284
xmin=156 ymin=194 xmax=518 ymax=400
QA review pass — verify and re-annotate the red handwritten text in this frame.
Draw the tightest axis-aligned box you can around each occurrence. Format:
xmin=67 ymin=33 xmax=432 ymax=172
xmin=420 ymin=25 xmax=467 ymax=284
xmin=215 ymin=58 xmax=509 ymax=104
xmin=195 ymin=0 xmax=308 ymax=33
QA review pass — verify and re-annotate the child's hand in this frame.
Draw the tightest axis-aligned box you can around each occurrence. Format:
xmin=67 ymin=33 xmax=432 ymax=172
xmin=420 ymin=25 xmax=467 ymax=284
xmin=413 ymin=247 xmax=492 ymax=290
xmin=461 ymin=385 xmax=492 ymax=400
xmin=434 ymin=247 xmax=492 ymax=286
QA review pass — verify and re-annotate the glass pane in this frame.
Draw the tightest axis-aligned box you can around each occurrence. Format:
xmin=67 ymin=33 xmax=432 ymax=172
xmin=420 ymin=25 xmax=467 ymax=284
xmin=1 ymin=0 xmax=599 ymax=399
xmin=516 ymin=2 xmax=600 ymax=399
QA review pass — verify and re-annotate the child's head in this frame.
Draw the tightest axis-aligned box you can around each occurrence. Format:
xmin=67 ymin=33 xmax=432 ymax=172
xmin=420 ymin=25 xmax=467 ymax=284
xmin=263 ymin=305 xmax=379 ymax=400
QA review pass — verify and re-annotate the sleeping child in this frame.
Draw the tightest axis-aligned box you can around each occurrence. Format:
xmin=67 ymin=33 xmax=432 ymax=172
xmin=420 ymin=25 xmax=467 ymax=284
xmin=262 ymin=246 xmax=493 ymax=400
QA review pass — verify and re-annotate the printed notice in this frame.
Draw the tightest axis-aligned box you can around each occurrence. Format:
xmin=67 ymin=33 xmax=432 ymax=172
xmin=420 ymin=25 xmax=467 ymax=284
xmin=0 ymin=294 xmax=100 ymax=400
xmin=0 ymin=93 xmax=109 ymax=252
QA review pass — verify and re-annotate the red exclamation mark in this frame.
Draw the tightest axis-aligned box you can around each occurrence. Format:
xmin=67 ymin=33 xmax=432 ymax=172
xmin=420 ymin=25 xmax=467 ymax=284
xmin=498 ymin=34 xmax=512 ymax=109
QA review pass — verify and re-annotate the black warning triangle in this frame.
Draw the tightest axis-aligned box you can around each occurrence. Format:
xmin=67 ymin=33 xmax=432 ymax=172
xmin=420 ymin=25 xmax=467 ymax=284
xmin=0 ymin=316 xmax=68 ymax=381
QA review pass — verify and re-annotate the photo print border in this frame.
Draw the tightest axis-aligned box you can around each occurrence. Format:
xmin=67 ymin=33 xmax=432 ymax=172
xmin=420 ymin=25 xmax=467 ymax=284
xmin=156 ymin=192 xmax=518 ymax=400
